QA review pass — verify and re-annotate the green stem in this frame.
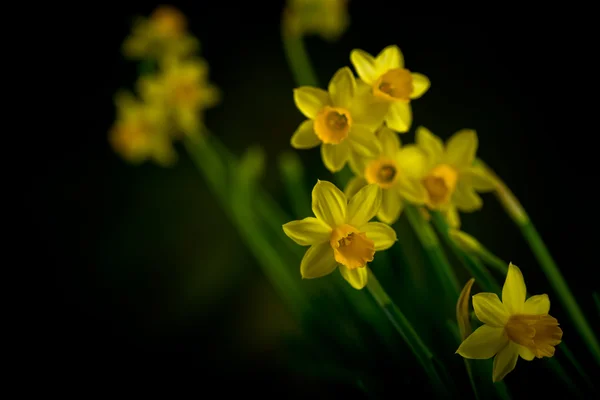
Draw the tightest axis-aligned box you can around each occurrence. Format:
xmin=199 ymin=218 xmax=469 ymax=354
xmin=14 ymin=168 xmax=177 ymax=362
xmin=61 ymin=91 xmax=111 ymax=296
xmin=475 ymin=245 xmax=510 ymax=277
xmin=520 ymin=222 xmax=600 ymax=364
xmin=184 ymin=137 xmax=307 ymax=312
xmin=278 ymin=151 xmax=311 ymax=218
xmin=404 ymin=205 xmax=460 ymax=301
xmin=594 ymin=292 xmax=600 ymax=317
xmin=430 ymin=212 xmax=501 ymax=295
xmin=447 ymin=321 xmax=483 ymax=400
xmin=366 ymin=269 xmax=450 ymax=397
xmin=478 ymin=159 xmax=600 ymax=365
xmin=281 ymin=22 xmax=319 ymax=87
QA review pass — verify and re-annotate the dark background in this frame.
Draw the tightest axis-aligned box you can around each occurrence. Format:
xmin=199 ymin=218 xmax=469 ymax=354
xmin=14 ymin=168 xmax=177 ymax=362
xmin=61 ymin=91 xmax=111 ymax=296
xmin=42 ymin=3 xmax=598 ymax=396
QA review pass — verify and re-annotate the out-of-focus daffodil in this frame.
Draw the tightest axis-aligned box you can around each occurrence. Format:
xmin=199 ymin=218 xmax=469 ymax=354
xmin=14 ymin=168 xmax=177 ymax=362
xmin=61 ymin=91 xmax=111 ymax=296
xmin=283 ymin=0 xmax=349 ymax=41
xmin=138 ymin=58 xmax=220 ymax=138
xmin=109 ymin=92 xmax=176 ymax=166
xmin=282 ymin=180 xmax=396 ymax=289
xmin=350 ymin=45 xmax=430 ymax=133
xmin=456 ymin=263 xmax=563 ymax=382
xmin=343 ymin=125 xmax=428 ymax=224
xmin=122 ymin=5 xmax=198 ymax=63
xmin=415 ymin=127 xmax=495 ymax=219
xmin=291 ymin=67 xmax=387 ymax=172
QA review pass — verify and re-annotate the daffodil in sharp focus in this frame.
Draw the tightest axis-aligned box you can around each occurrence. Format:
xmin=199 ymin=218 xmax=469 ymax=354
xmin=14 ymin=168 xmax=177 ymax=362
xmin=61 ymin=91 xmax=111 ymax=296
xmin=291 ymin=67 xmax=387 ymax=172
xmin=283 ymin=180 xmax=397 ymax=289
xmin=456 ymin=263 xmax=563 ymax=382
xmin=350 ymin=45 xmax=430 ymax=133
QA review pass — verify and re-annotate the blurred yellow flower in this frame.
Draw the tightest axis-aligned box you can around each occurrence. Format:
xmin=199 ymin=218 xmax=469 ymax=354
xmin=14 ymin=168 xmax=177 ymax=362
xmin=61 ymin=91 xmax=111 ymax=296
xmin=283 ymin=0 xmax=349 ymax=41
xmin=109 ymin=92 xmax=176 ymax=166
xmin=456 ymin=263 xmax=563 ymax=382
xmin=350 ymin=45 xmax=430 ymax=133
xmin=122 ymin=5 xmax=198 ymax=62
xmin=415 ymin=127 xmax=495 ymax=215
xmin=282 ymin=180 xmax=396 ymax=289
xmin=343 ymin=125 xmax=428 ymax=224
xmin=138 ymin=58 xmax=220 ymax=138
xmin=291 ymin=67 xmax=387 ymax=172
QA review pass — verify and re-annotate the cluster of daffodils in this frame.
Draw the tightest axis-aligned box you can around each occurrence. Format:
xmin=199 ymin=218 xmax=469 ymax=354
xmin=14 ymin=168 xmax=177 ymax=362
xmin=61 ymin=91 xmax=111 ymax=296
xmin=285 ymin=44 xmax=495 ymax=283
xmin=109 ymin=5 xmax=220 ymax=166
xmin=282 ymin=44 xmax=563 ymax=381
xmin=110 ymin=5 xmax=567 ymax=385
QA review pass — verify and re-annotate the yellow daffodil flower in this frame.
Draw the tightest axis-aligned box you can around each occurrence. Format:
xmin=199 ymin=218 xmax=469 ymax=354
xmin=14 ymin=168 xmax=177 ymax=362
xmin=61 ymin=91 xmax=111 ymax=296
xmin=456 ymin=263 xmax=563 ymax=382
xmin=343 ymin=125 xmax=428 ymax=224
xmin=109 ymin=92 xmax=176 ymax=166
xmin=291 ymin=67 xmax=386 ymax=172
xmin=138 ymin=58 xmax=220 ymax=138
xmin=415 ymin=126 xmax=495 ymax=216
xmin=122 ymin=5 xmax=198 ymax=63
xmin=283 ymin=0 xmax=349 ymax=41
xmin=282 ymin=180 xmax=397 ymax=289
xmin=350 ymin=45 xmax=430 ymax=133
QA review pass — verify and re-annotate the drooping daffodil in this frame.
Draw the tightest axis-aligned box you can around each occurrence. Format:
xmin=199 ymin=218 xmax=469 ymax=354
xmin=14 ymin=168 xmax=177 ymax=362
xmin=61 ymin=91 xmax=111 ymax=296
xmin=456 ymin=263 xmax=563 ymax=382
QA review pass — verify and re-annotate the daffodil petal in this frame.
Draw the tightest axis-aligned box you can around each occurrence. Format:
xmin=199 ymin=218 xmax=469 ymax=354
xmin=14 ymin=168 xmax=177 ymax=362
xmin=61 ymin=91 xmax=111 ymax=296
xmin=283 ymin=217 xmax=332 ymax=246
xmin=347 ymin=183 xmax=382 ymax=227
xmin=348 ymin=124 xmax=381 ymax=157
xmin=472 ymin=293 xmax=510 ymax=327
xmin=461 ymin=166 xmax=497 ymax=191
xmin=376 ymin=45 xmax=403 ymax=72
xmin=350 ymin=82 xmax=390 ymax=130
xmin=519 ymin=345 xmax=535 ymax=361
xmin=415 ymin=126 xmax=444 ymax=164
xmin=452 ymin=183 xmax=483 ymax=212
xmin=396 ymin=145 xmax=429 ymax=180
xmin=502 ymin=263 xmax=527 ymax=314
xmin=456 ymin=325 xmax=509 ymax=359
xmin=291 ymin=119 xmax=321 ymax=149
xmin=492 ymin=341 xmax=520 ymax=382
xmin=329 ymin=67 xmax=356 ymax=109
xmin=300 ymin=242 xmax=338 ymax=279
xmin=362 ymin=222 xmax=397 ymax=250
xmin=397 ymin=177 xmax=427 ymax=205
xmin=410 ymin=73 xmax=430 ymax=99
xmin=385 ymin=102 xmax=412 ymax=133
xmin=339 ymin=265 xmax=368 ymax=289
xmin=321 ymin=141 xmax=350 ymax=172
xmin=312 ymin=180 xmax=347 ymax=228
xmin=350 ymin=49 xmax=379 ymax=85
xmin=378 ymin=188 xmax=403 ymax=224
xmin=445 ymin=129 xmax=478 ymax=169
xmin=348 ymin=150 xmax=369 ymax=176
xmin=523 ymin=294 xmax=550 ymax=315
xmin=344 ymin=176 xmax=368 ymax=199
xmin=293 ymin=87 xmax=330 ymax=119
xmin=378 ymin=125 xmax=401 ymax=158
